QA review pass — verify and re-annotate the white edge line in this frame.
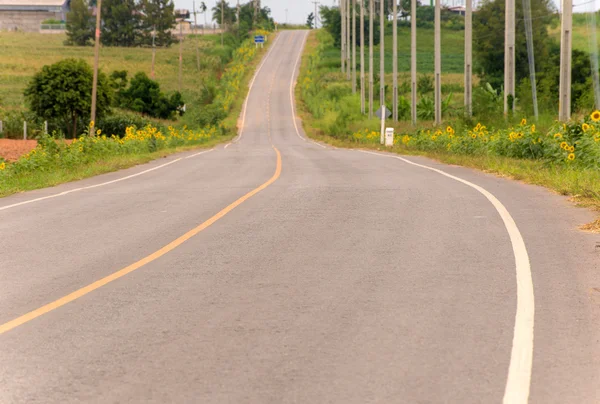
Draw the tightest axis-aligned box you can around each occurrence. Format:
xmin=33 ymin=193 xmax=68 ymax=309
xmin=233 ymin=33 xmax=281 ymax=145
xmin=289 ymin=31 xmax=328 ymax=149
xmin=224 ymin=143 xmax=231 ymax=149
xmin=0 ymin=149 xmax=214 ymax=212
xmin=357 ymin=149 xmax=534 ymax=404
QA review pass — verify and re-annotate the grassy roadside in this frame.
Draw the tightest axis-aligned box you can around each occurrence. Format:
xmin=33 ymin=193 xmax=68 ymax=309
xmin=0 ymin=33 xmax=276 ymax=199
xmin=295 ymin=30 xmax=600 ymax=231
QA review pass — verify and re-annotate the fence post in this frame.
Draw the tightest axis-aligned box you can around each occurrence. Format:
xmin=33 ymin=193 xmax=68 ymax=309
xmin=0 ymin=120 xmax=3 ymax=134
xmin=23 ymin=121 xmax=27 ymax=140
xmin=44 ymin=121 xmax=48 ymax=135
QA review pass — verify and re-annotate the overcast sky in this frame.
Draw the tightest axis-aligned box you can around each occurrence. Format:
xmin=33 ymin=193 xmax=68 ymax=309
xmin=173 ymin=0 xmax=594 ymax=26
xmin=174 ymin=0 xmax=338 ymax=26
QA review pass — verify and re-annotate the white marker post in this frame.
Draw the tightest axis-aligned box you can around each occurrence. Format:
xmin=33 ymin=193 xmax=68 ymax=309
xmin=385 ymin=127 xmax=394 ymax=147
xmin=380 ymin=108 xmax=385 ymax=144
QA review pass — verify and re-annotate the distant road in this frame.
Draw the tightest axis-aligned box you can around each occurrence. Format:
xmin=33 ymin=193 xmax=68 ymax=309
xmin=1 ymin=30 xmax=599 ymax=403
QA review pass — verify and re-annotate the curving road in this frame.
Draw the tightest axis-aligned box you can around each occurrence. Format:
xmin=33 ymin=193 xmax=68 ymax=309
xmin=1 ymin=30 xmax=599 ymax=403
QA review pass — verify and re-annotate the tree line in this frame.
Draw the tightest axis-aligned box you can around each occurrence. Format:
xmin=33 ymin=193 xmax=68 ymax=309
xmin=66 ymin=0 xmax=178 ymax=47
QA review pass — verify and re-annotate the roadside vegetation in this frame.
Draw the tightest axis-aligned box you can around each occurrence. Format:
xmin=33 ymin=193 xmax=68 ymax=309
xmin=297 ymin=4 xmax=600 ymax=229
xmin=0 ymin=0 xmax=274 ymax=197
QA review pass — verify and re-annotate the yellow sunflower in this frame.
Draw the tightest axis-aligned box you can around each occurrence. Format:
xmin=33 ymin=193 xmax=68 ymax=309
xmin=568 ymin=153 xmax=575 ymax=161
xmin=446 ymin=126 xmax=453 ymax=133
xmin=471 ymin=134 xmax=477 ymax=139
xmin=521 ymin=118 xmax=527 ymax=125
xmin=569 ymin=145 xmax=575 ymax=152
xmin=582 ymin=123 xmax=590 ymax=132
xmin=591 ymin=110 xmax=600 ymax=122
xmin=554 ymin=133 xmax=563 ymax=139
xmin=560 ymin=141 xmax=568 ymax=149
xmin=531 ymin=125 xmax=536 ymax=133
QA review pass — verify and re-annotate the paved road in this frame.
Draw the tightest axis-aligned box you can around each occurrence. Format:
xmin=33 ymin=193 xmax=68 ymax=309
xmin=1 ymin=31 xmax=599 ymax=403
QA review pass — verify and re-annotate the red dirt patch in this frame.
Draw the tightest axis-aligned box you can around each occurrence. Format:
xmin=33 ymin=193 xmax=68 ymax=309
xmin=0 ymin=139 xmax=38 ymax=162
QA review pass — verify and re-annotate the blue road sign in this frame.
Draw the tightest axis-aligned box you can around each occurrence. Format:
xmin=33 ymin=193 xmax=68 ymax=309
xmin=254 ymin=35 xmax=265 ymax=43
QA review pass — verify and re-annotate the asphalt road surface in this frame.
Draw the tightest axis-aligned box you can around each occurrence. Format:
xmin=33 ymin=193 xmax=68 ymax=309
xmin=1 ymin=31 xmax=599 ymax=403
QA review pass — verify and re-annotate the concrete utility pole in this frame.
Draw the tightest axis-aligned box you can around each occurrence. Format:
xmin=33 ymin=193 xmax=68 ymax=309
xmin=90 ymin=0 xmax=102 ymax=131
xmin=464 ymin=0 xmax=472 ymax=117
xmin=179 ymin=20 xmax=183 ymax=92
xmin=341 ymin=0 xmax=346 ymax=73
xmin=347 ymin=0 xmax=351 ymax=79
xmin=559 ymin=0 xmax=572 ymax=121
xmin=151 ymin=25 xmax=156 ymax=78
xmin=194 ymin=1 xmax=200 ymax=71
xmin=522 ymin=0 xmax=538 ymax=120
xmin=312 ymin=1 xmax=319 ymax=29
xmin=434 ymin=0 xmax=441 ymax=124
xmin=352 ymin=0 xmax=357 ymax=93
xmin=411 ymin=0 xmax=417 ymax=125
xmin=379 ymin=0 xmax=385 ymax=107
xmin=360 ymin=0 xmax=366 ymax=113
xmin=221 ymin=0 xmax=224 ymax=46
xmin=504 ymin=0 xmax=516 ymax=114
xmin=237 ymin=0 xmax=240 ymax=27
xmin=369 ymin=0 xmax=374 ymax=118
xmin=392 ymin=0 xmax=398 ymax=121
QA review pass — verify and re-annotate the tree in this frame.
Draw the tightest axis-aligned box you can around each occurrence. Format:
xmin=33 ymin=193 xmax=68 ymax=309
xmin=212 ymin=0 xmax=236 ymax=27
xmin=320 ymin=5 xmax=380 ymax=49
xmin=473 ymin=0 xmax=556 ymax=89
xmin=307 ymin=12 xmax=315 ymax=29
xmin=119 ymin=72 xmax=184 ymax=119
xmin=141 ymin=0 xmax=176 ymax=47
xmin=101 ymin=0 xmax=142 ymax=47
xmin=24 ymin=59 xmax=112 ymax=138
xmin=65 ymin=0 xmax=94 ymax=46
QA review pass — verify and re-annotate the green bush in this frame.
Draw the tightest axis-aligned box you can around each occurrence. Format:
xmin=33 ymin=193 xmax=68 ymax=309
xmin=118 ymin=72 xmax=184 ymax=120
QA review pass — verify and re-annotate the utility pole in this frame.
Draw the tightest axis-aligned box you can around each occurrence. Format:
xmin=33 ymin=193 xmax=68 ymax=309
xmin=522 ymin=0 xmax=538 ymax=120
xmin=179 ymin=20 xmax=183 ymax=92
xmin=285 ymin=8 xmax=288 ymax=24
xmin=379 ymin=0 xmax=385 ymax=107
xmin=151 ymin=25 xmax=156 ymax=78
xmin=347 ymin=0 xmax=351 ymax=79
xmin=360 ymin=0 xmax=366 ymax=114
xmin=464 ymin=0 xmax=472 ymax=117
xmin=559 ymin=0 xmax=572 ymax=121
xmin=221 ymin=0 xmax=224 ymax=46
xmin=352 ymin=0 xmax=357 ymax=93
xmin=237 ymin=0 xmax=240 ymax=28
xmin=411 ymin=0 xmax=417 ymax=125
xmin=90 ymin=0 xmax=102 ymax=131
xmin=341 ymin=0 xmax=346 ymax=73
xmin=393 ymin=0 xmax=398 ymax=121
xmin=193 ymin=1 xmax=200 ymax=71
xmin=314 ymin=1 xmax=319 ymax=29
xmin=504 ymin=0 xmax=516 ymax=115
xmin=434 ymin=0 xmax=441 ymax=124
xmin=369 ymin=0 xmax=374 ymax=118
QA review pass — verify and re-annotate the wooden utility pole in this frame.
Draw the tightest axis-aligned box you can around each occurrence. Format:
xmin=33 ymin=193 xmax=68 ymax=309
xmin=352 ymin=0 xmax=357 ymax=93
xmin=379 ymin=0 xmax=385 ymax=107
xmin=90 ymin=0 xmax=102 ymax=131
xmin=411 ymin=0 xmax=417 ymax=125
xmin=504 ymin=0 xmax=516 ymax=114
xmin=392 ymin=0 xmax=398 ymax=121
xmin=464 ymin=0 xmax=472 ymax=117
xmin=347 ymin=0 xmax=351 ymax=79
xmin=369 ymin=0 xmax=374 ymax=118
xmin=341 ymin=0 xmax=346 ymax=73
xmin=559 ymin=0 xmax=572 ymax=121
xmin=434 ymin=0 xmax=441 ymax=124
xmin=360 ymin=0 xmax=366 ymax=114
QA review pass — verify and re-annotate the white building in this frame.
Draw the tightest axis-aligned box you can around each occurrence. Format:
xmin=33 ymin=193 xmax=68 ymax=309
xmin=0 ymin=0 xmax=69 ymax=32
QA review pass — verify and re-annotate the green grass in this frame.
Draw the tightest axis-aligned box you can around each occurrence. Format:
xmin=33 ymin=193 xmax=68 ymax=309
xmin=297 ymin=30 xmax=600 ymax=230
xmin=0 ymin=32 xmax=276 ymax=198
xmin=0 ymin=31 xmax=225 ymax=117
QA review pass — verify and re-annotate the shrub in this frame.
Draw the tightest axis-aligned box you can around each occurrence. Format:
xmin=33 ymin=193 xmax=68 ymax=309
xmin=118 ymin=72 xmax=184 ymax=120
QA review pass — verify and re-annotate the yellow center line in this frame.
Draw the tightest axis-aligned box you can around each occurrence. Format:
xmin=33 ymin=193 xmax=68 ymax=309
xmin=0 ymin=147 xmax=282 ymax=336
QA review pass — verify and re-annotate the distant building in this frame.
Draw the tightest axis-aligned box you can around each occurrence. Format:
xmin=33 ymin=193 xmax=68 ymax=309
xmin=0 ymin=0 xmax=69 ymax=32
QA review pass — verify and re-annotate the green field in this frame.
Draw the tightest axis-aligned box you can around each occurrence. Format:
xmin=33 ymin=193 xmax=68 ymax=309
xmin=0 ymin=32 xmax=226 ymax=117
